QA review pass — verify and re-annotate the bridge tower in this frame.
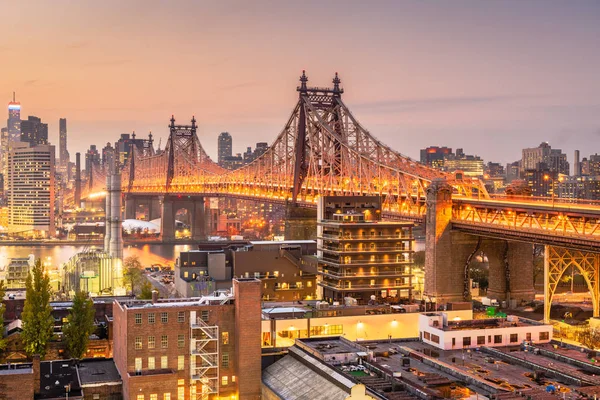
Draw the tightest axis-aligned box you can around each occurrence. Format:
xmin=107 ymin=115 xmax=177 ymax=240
xmin=425 ymin=179 xmax=535 ymax=304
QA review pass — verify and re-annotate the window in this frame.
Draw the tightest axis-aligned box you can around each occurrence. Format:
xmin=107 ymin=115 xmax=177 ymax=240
xmin=177 ymin=379 xmax=184 ymax=386
xmin=222 ymin=332 xmax=229 ymax=345
xmin=135 ymin=336 xmax=142 ymax=350
xmin=201 ymin=310 xmax=209 ymax=322
xmin=161 ymin=335 xmax=168 ymax=348
xmin=510 ymin=334 xmax=518 ymax=343
xmin=178 ymin=311 xmax=185 ymax=323
xmin=540 ymin=332 xmax=550 ymax=341
xmin=424 ymin=331 xmax=431 ymax=340
xmin=135 ymin=358 xmax=142 ymax=373
xmin=178 ymin=334 xmax=185 ymax=348
xmin=150 ymin=395 xmax=158 ymax=400
xmin=148 ymin=336 xmax=155 ymax=349
xmin=137 ymin=395 xmax=144 ymax=400
xmin=178 ymin=355 xmax=184 ymax=371
xmin=177 ymin=387 xmax=184 ymax=400
xmin=310 ymin=325 xmax=343 ymax=336
xmin=488 ymin=335 xmax=492 ymax=343
xmin=148 ymin=313 xmax=155 ymax=324
xmin=163 ymin=394 xmax=171 ymax=400
xmin=463 ymin=337 xmax=471 ymax=346
xmin=494 ymin=335 xmax=502 ymax=344
xmin=221 ymin=376 xmax=228 ymax=386
xmin=222 ymin=353 xmax=229 ymax=368
xmin=184 ymin=271 xmax=188 ymax=278
xmin=93 ymin=395 xmax=100 ymax=400
xmin=232 ymin=375 xmax=236 ymax=383
xmin=148 ymin=357 xmax=155 ymax=370
xmin=161 ymin=312 xmax=168 ymax=323
xmin=431 ymin=334 xmax=440 ymax=344
xmin=161 ymin=356 xmax=168 ymax=369
xmin=477 ymin=336 xmax=485 ymax=345
xmin=526 ymin=332 xmax=532 ymax=341
xmin=451 ymin=337 xmax=455 ymax=346
xmin=135 ymin=313 xmax=142 ymax=324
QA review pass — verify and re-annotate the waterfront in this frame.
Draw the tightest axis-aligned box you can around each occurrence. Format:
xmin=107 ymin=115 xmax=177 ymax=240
xmin=0 ymin=239 xmax=425 ymax=270
xmin=0 ymin=243 xmax=198 ymax=270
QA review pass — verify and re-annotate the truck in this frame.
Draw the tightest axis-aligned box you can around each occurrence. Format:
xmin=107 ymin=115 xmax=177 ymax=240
xmin=481 ymin=297 xmax=499 ymax=307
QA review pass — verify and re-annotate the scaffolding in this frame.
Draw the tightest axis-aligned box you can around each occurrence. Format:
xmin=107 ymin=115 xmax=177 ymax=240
xmin=190 ymin=310 xmax=219 ymax=400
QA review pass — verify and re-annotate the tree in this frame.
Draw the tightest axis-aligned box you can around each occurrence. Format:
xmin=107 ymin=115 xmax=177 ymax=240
xmin=63 ymin=291 xmax=96 ymax=360
xmin=123 ymin=256 xmax=144 ymax=295
xmin=138 ymin=282 xmax=154 ymax=300
xmin=0 ymin=281 xmax=6 ymax=352
xmin=21 ymin=259 xmax=54 ymax=358
xmin=413 ymin=251 xmax=425 ymax=267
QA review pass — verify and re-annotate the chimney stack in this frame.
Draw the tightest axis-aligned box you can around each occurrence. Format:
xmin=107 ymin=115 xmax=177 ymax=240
xmin=109 ymin=171 xmax=123 ymax=260
xmin=152 ymin=290 xmax=159 ymax=304
xmin=104 ymin=175 xmax=112 ymax=252
xmin=575 ymin=150 xmax=581 ymax=177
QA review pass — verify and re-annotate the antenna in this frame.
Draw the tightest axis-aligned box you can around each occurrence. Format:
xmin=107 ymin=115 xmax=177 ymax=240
xmin=12 ymin=92 xmax=15 ymax=102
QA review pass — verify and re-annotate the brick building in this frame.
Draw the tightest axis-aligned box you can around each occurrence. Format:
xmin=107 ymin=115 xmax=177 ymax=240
xmin=113 ymin=278 xmax=262 ymax=400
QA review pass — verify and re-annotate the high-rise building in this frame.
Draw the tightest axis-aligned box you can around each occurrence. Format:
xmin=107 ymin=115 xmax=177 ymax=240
xmin=574 ymin=150 xmax=581 ymax=177
xmin=102 ymin=142 xmax=115 ymax=171
xmin=218 ymin=132 xmax=232 ymax=165
xmin=7 ymin=92 xmax=21 ymax=143
xmin=113 ymin=278 xmax=262 ymax=400
xmin=85 ymin=144 xmax=101 ymax=175
xmin=7 ymin=143 xmax=56 ymax=237
xmin=0 ymin=127 xmax=8 ymax=191
xmin=420 ymin=146 xmax=452 ymax=168
xmin=317 ymin=196 xmax=415 ymax=304
xmin=443 ymin=155 xmax=484 ymax=177
xmin=558 ymin=176 xmax=600 ymax=200
xmin=59 ymin=118 xmax=69 ymax=165
xmin=20 ymin=116 xmax=48 ymax=146
xmin=581 ymin=154 xmax=600 ymax=176
xmin=521 ymin=142 xmax=569 ymax=175
xmin=114 ymin=132 xmax=153 ymax=167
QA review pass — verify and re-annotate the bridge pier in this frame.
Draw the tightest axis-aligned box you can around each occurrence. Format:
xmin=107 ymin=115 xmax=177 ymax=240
xmin=160 ymin=196 xmax=206 ymax=242
xmin=284 ymin=204 xmax=317 ymax=240
xmin=125 ymin=196 xmax=136 ymax=220
xmin=425 ymin=179 xmax=535 ymax=304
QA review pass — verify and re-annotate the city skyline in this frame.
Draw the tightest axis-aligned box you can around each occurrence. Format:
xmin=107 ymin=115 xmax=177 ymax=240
xmin=2 ymin=1 xmax=600 ymax=165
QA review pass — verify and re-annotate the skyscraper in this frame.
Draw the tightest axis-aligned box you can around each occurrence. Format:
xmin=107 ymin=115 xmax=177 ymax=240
xmin=0 ymin=127 xmax=8 ymax=190
xmin=59 ymin=118 xmax=69 ymax=165
xmin=521 ymin=142 xmax=569 ymax=175
xmin=8 ymin=143 xmax=56 ymax=237
xmin=218 ymin=132 xmax=232 ymax=165
xmin=7 ymin=92 xmax=21 ymax=143
xmin=20 ymin=116 xmax=48 ymax=146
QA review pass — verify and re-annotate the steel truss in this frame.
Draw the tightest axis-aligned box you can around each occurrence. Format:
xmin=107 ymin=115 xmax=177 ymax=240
xmin=544 ymin=246 xmax=600 ymax=322
xmin=190 ymin=313 xmax=219 ymax=400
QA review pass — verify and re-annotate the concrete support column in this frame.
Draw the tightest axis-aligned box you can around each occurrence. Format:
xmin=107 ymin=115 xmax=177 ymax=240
xmin=191 ymin=198 xmax=206 ymax=241
xmin=486 ymin=240 xmax=535 ymax=303
xmin=124 ymin=196 xmax=136 ymax=220
xmin=109 ymin=173 xmax=123 ymax=260
xmin=544 ymin=245 xmax=550 ymax=323
xmin=149 ymin=198 xmax=161 ymax=222
xmin=160 ymin=197 xmax=175 ymax=242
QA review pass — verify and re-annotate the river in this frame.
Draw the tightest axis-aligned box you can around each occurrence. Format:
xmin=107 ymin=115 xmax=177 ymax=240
xmin=0 ymin=239 xmax=425 ymax=270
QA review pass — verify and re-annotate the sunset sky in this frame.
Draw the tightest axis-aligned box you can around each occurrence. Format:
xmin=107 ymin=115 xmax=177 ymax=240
xmin=1 ymin=1 xmax=599 ymax=166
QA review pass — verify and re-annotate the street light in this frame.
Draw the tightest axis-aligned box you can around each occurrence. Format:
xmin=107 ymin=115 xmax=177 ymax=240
xmin=543 ymin=175 xmax=556 ymax=206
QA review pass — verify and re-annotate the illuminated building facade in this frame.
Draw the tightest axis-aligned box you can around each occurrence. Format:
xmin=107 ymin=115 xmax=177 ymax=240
xmin=7 ymin=143 xmax=56 ymax=237
xmin=0 ymin=127 xmax=8 ymax=191
xmin=420 ymin=146 xmax=452 ymax=168
xmin=317 ymin=196 xmax=415 ymax=304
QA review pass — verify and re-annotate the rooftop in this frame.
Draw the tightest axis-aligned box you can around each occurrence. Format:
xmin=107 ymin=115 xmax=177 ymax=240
xmin=423 ymin=313 xmax=546 ymax=331
xmin=117 ymin=292 xmax=234 ymax=310
xmin=39 ymin=360 xmax=82 ymax=399
xmin=76 ymin=358 xmax=121 ymax=386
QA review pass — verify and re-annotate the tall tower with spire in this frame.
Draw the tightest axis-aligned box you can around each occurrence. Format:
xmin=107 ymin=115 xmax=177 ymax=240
xmin=7 ymin=92 xmax=21 ymax=143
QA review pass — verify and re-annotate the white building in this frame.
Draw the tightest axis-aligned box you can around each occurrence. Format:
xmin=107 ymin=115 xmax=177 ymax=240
xmin=419 ymin=313 xmax=552 ymax=350
xmin=7 ymin=143 xmax=55 ymax=237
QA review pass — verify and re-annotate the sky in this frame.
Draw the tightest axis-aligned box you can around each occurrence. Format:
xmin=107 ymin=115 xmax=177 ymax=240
xmin=1 ymin=0 xmax=599 ymax=167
